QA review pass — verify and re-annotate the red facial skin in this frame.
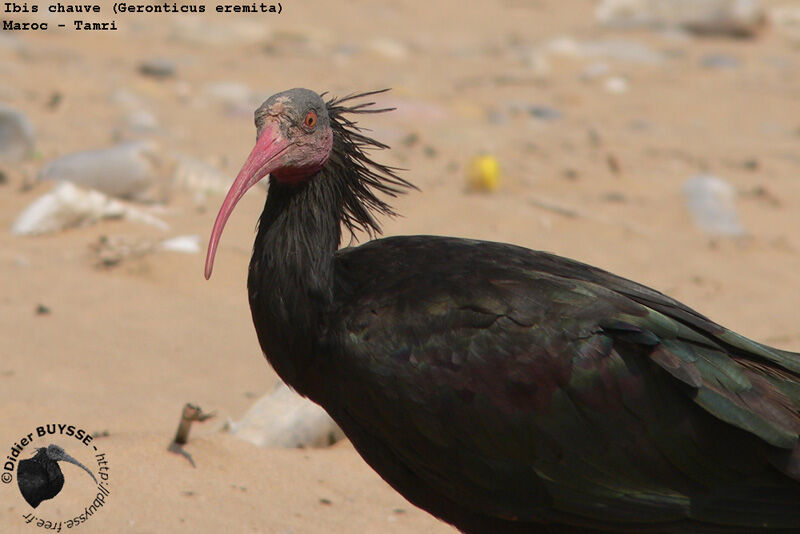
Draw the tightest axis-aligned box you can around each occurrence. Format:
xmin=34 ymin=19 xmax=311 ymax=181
xmin=204 ymin=120 xmax=332 ymax=279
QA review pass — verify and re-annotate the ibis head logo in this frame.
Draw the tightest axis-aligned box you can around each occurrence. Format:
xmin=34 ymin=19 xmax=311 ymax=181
xmin=17 ymin=444 xmax=98 ymax=508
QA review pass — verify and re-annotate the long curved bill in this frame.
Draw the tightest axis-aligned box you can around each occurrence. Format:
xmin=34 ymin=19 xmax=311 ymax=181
xmin=204 ymin=124 xmax=289 ymax=280
xmin=48 ymin=446 xmax=98 ymax=484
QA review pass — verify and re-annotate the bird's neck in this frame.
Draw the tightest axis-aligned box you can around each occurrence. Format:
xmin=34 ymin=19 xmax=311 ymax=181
xmin=248 ymin=173 xmax=342 ymax=395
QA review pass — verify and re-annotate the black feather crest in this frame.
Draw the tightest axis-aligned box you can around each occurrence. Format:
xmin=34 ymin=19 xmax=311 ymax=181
xmin=324 ymin=89 xmax=418 ymax=239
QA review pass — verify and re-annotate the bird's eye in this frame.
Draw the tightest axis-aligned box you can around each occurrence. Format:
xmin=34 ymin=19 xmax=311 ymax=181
xmin=304 ymin=110 xmax=317 ymax=129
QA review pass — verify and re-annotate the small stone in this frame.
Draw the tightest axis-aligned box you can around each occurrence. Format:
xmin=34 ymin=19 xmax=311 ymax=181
xmin=700 ymin=53 xmax=740 ymax=69
xmin=580 ymin=61 xmax=610 ymax=81
xmin=741 ymin=159 xmax=758 ymax=171
xmin=35 ymin=304 xmax=50 ymax=315
xmin=159 ymin=235 xmax=201 ymax=254
xmin=606 ymin=153 xmax=621 ymax=175
xmin=423 ymin=145 xmax=438 ymax=158
xmin=125 ymin=110 xmax=160 ymax=133
xmin=683 ymin=174 xmax=745 ymax=236
xmin=602 ymin=191 xmax=627 ymax=203
xmin=0 ymin=104 xmax=35 ymax=162
xmin=400 ymin=133 xmax=420 ymax=147
xmin=229 ymin=382 xmax=345 ymax=448
xmin=583 ymin=40 xmax=664 ymax=64
xmin=596 ymin=0 xmax=765 ymax=38
xmin=740 ymin=185 xmax=780 ymax=207
xmin=46 ymin=92 xmax=63 ymax=110
xmin=139 ymin=58 xmax=176 ymax=79
xmin=90 ymin=235 xmax=156 ymax=268
xmin=528 ymin=106 xmax=562 ymax=121
xmin=367 ymin=38 xmax=409 ymax=60
xmin=604 ymin=76 xmax=629 ymax=94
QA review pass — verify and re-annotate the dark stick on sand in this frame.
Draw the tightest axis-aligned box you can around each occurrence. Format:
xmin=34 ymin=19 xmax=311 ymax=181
xmin=168 ymin=403 xmax=215 ymax=467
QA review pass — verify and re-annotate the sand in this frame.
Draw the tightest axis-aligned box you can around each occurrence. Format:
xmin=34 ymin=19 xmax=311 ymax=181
xmin=1 ymin=0 xmax=799 ymax=532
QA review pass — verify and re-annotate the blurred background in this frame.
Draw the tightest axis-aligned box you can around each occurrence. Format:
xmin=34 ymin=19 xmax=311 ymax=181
xmin=1 ymin=0 xmax=799 ymax=531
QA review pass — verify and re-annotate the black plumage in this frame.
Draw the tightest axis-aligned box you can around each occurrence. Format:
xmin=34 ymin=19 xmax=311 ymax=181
xmin=205 ymin=88 xmax=800 ymax=532
xmin=17 ymin=445 xmax=97 ymax=508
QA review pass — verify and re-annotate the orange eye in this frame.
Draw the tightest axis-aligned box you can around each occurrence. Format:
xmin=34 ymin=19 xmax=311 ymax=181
xmin=304 ymin=110 xmax=317 ymax=129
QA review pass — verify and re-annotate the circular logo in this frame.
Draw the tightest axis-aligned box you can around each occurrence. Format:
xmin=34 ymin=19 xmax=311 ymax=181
xmin=2 ymin=423 xmax=111 ymax=529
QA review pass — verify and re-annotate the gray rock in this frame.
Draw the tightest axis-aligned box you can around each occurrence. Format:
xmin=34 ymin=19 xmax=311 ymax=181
xmin=139 ymin=58 xmax=176 ymax=79
xmin=596 ymin=0 xmax=765 ymax=37
xmin=37 ymin=141 xmax=162 ymax=200
xmin=683 ymin=174 xmax=745 ymax=236
xmin=0 ymin=104 xmax=35 ymax=162
xmin=700 ymin=53 xmax=741 ymax=69
xmin=547 ymin=37 xmax=664 ymax=64
xmin=229 ymin=382 xmax=344 ymax=448
xmin=528 ymin=106 xmax=563 ymax=120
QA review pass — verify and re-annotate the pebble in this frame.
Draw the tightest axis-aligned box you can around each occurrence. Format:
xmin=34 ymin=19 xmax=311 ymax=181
xmin=228 ymin=382 xmax=345 ymax=448
xmin=580 ymin=61 xmax=611 ymax=81
xmin=37 ymin=141 xmax=163 ymax=200
xmin=367 ymin=38 xmax=409 ymax=60
xmin=596 ymin=0 xmax=765 ymax=37
xmin=547 ymin=37 xmax=663 ymax=64
xmin=604 ymin=76 xmax=630 ymax=94
xmin=138 ymin=58 xmax=177 ymax=79
xmin=528 ymin=106 xmax=563 ymax=121
xmin=90 ymin=235 xmax=155 ymax=268
xmin=683 ymin=174 xmax=745 ymax=236
xmin=700 ymin=53 xmax=741 ymax=69
xmin=0 ymin=104 xmax=35 ymax=162
xmin=124 ymin=110 xmax=160 ymax=133
xmin=584 ymin=40 xmax=664 ymax=64
xmin=159 ymin=235 xmax=201 ymax=254
xmin=771 ymin=6 xmax=800 ymax=44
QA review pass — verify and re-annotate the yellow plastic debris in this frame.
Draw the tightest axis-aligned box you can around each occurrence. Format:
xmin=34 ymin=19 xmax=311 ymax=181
xmin=467 ymin=155 xmax=501 ymax=192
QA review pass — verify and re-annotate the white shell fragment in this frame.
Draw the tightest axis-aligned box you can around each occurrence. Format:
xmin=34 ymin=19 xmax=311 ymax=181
xmin=682 ymin=174 xmax=745 ymax=236
xmin=11 ymin=182 xmax=168 ymax=236
xmin=159 ymin=234 xmax=201 ymax=254
xmin=37 ymin=141 xmax=163 ymax=200
xmin=229 ymin=382 xmax=345 ymax=449
xmin=596 ymin=0 xmax=765 ymax=37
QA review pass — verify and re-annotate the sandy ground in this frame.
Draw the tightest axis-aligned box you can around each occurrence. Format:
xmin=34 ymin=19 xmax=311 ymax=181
xmin=1 ymin=0 xmax=800 ymax=532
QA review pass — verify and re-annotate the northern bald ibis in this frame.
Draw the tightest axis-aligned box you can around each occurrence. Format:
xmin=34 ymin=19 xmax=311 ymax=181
xmin=205 ymin=88 xmax=800 ymax=532
xmin=17 ymin=444 xmax=97 ymax=508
